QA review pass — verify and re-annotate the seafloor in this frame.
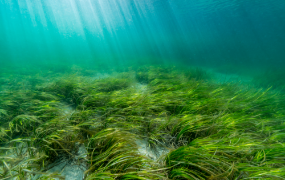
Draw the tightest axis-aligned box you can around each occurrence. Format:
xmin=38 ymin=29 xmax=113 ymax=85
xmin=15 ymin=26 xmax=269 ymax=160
xmin=0 ymin=65 xmax=285 ymax=179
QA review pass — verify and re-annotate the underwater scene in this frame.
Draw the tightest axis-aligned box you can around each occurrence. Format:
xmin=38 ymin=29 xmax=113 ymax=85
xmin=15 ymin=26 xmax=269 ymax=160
xmin=1 ymin=0 xmax=285 ymax=179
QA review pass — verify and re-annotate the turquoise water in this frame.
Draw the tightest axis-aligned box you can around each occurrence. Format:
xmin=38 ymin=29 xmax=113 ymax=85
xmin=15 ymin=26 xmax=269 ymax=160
xmin=1 ymin=1 xmax=285 ymax=179
xmin=1 ymin=0 xmax=285 ymax=71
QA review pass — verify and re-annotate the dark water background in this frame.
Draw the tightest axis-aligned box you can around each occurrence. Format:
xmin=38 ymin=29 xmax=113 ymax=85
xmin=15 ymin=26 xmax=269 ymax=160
xmin=1 ymin=0 xmax=285 ymax=73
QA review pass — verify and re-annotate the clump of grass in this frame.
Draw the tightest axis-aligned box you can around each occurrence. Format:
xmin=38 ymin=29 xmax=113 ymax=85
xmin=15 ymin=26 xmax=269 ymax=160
xmin=253 ymin=68 xmax=285 ymax=91
xmin=184 ymin=67 xmax=213 ymax=81
xmin=94 ymin=76 xmax=133 ymax=92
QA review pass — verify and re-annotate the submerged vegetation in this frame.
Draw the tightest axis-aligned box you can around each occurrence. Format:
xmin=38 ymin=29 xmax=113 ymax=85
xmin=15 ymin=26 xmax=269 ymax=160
xmin=253 ymin=68 xmax=285 ymax=91
xmin=0 ymin=65 xmax=285 ymax=179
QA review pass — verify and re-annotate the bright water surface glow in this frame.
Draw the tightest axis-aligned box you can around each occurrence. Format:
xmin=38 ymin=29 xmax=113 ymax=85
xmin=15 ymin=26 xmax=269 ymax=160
xmin=0 ymin=0 xmax=285 ymax=69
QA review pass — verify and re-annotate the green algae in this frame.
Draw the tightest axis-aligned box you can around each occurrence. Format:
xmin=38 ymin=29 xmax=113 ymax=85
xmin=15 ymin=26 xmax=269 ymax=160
xmin=0 ymin=65 xmax=285 ymax=179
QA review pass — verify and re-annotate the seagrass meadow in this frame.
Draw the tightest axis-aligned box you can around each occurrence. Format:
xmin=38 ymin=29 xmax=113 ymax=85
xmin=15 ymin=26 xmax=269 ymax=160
xmin=0 ymin=64 xmax=284 ymax=180
xmin=1 ymin=0 xmax=285 ymax=179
